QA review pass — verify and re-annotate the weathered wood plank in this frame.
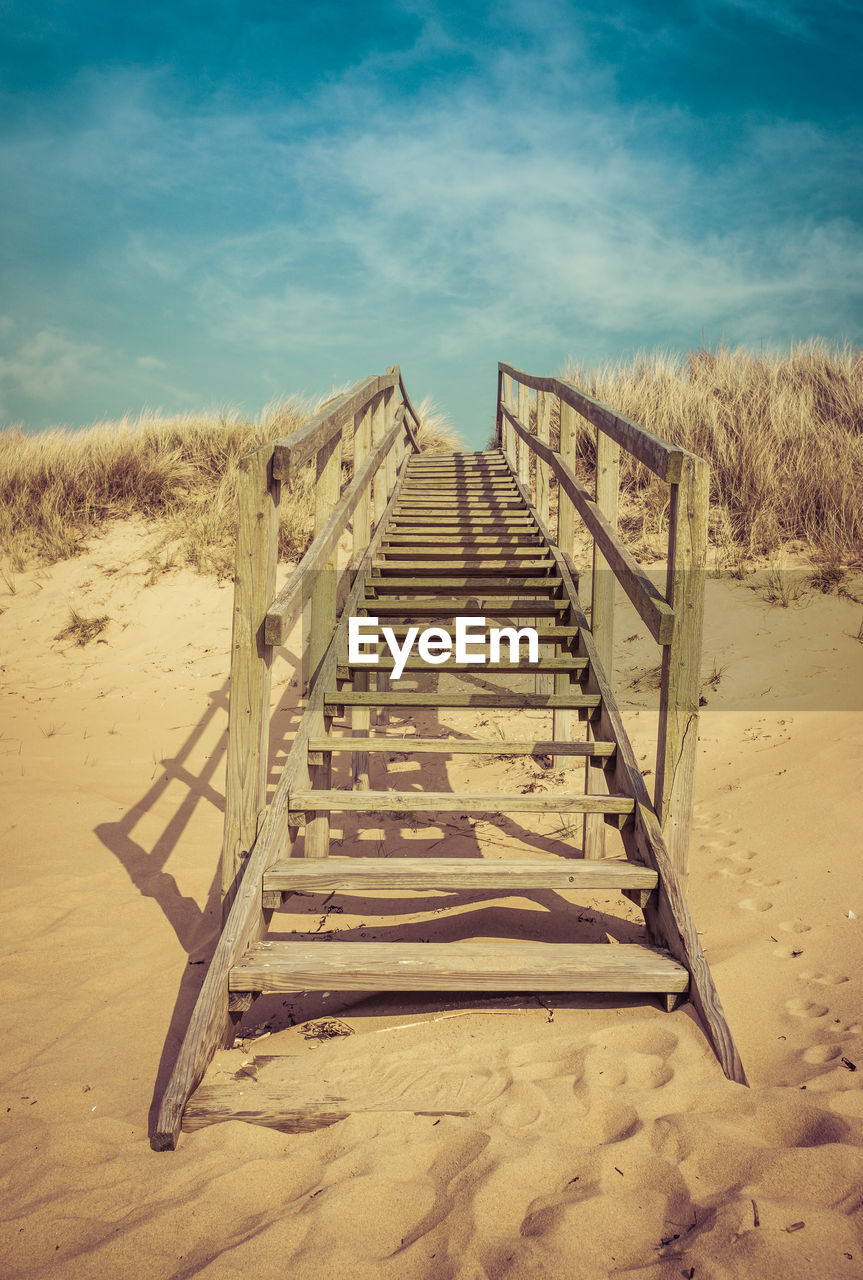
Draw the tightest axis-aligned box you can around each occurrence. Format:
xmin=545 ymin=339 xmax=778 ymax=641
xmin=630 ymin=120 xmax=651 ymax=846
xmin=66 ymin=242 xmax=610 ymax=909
xmin=230 ymin=941 xmax=689 ymax=994
xmin=366 ymin=576 xmax=561 ymax=592
xmin=288 ymin=791 xmax=635 ymax=816
xmin=325 ymin=691 xmax=601 ymax=710
xmin=263 ymin=856 xmax=656 ymax=892
xmin=308 ymin=736 xmax=615 ymax=756
xmin=264 ymin=415 xmax=404 ymax=647
xmin=364 ymin=600 xmax=568 ymax=615
xmin=654 ymin=456 xmax=710 ymax=877
xmin=273 ymin=370 xmax=399 ymax=483
xmin=337 ymin=657 xmax=587 ymax=675
xmin=584 ymin=422 xmax=620 ymax=859
xmin=498 ymin=362 xmax=688 ymax=483
xmin=220 ymin=444 xmax=280 ymax=919
xmin=501 ymin=405 xmax=674 ymax=645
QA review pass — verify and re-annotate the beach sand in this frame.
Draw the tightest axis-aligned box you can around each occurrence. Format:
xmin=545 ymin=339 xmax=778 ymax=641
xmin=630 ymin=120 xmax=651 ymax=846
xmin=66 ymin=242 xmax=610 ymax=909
xmin=1 ymin=522 xmax=862 ymax=1279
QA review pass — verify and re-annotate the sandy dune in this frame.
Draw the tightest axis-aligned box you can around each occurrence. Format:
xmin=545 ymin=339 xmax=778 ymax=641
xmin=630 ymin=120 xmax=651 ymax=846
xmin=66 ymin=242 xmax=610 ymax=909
xmin=1 ymin=522 xmax=861 ymax=1279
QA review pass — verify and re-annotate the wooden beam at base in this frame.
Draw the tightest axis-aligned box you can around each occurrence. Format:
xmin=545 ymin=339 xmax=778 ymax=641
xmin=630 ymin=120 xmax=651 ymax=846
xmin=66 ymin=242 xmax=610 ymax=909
xmin=263 ymin=856 xmax=656 ymax=893
xmin=287 ymin=790 xmax=635 ymax=816
xmin=308 ymin=736 xmax=615 ymax=756
xmin=230 ymin=940 xmax=689 ymax=994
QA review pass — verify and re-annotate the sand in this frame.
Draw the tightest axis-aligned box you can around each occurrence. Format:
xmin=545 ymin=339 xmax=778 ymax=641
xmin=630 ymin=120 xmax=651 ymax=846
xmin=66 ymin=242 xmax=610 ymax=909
xmin=1 ymin=522 xmax=862 ymax=1279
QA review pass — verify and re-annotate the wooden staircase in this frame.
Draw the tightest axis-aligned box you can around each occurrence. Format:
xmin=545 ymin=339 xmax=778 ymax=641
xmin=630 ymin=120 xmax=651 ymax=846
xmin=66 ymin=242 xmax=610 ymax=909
xmin=151 ymin=368 xmax=746 ymax=1150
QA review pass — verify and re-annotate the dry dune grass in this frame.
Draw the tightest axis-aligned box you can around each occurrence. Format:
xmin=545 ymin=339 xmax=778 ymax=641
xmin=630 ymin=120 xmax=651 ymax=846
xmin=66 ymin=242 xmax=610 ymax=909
xmin=0 ymin=392 xmax=459 ymax=579
xmin=557 ymin=341 xmax=863 ymax=568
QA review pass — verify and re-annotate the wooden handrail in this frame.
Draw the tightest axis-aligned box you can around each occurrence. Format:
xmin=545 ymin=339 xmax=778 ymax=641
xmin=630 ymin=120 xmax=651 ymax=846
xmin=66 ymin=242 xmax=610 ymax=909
xmin=501 ymin=404 xmax=674 ymax=643
xmin=220 ymin=367 xmax=419 ymax=916
xmin=498 ymin=361 xmax=692 ymax=482
xmin=264 ymin=408 xmax=406 ymax=646
xmin=273 ymin=370 xmax=400 ymax=483
xmin=498 ymin=359 xmax=709 ymax=878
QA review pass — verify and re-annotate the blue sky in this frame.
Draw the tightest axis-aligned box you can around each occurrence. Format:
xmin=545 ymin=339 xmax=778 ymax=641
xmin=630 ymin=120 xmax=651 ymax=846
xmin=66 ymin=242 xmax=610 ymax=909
xmin=1 ymin=0 xmax=861 ymax=445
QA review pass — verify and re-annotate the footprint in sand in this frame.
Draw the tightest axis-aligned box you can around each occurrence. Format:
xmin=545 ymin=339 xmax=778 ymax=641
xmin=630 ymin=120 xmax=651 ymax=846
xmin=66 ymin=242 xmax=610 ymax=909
xmin=779 ymin=920 xmax=812 ymax=934
xmin=738 ymin=897 xmax=773 ymax=912
xmin=799 ymin=971 xmax=850 ymax=986
xmin=802 ymin=1044 xmax=843 ymax=1064
xmin=715 ymin=857 xmax=751 ymax=878
xmin=786 ymin=997 xmax=829 ymax=1019
xmin=749 ymin=876 xmax=781 ymax=888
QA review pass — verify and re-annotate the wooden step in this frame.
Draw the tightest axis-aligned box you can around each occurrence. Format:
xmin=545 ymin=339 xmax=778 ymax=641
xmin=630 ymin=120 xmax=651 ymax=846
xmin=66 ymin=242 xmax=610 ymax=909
xmin=308 ymin=736 xmax=614 ymax=756
xmin=366 ymin=576 xmax=562 ymax=593
xmin=386 ymin=524 xmax=536 ymax=535
xmin=263 ymin=856 xmax=656 ymax=893
xmin=374 ymin=624 xmax=581 ymax=639
xmin=391 ymin=504 xmax=524 ymax=514
xmin=383 ymin=535 xmax=542 ymax=546
xmin=362 ymin=599 xmax=568 ymax=615
xmin=325 ymin=690 xmax=599 ymax=711
xmin=230 ymin=941 xmax=689 ymax=996
xmin=372 ymin=559 xmax=555 ymax=573
xmin=377 ymin=548 xmax=551 ymax=560
xmin=288 ymin=790 xmax=634 ymax=816
xmin=337 ymin=657 xmax=587 ymax=674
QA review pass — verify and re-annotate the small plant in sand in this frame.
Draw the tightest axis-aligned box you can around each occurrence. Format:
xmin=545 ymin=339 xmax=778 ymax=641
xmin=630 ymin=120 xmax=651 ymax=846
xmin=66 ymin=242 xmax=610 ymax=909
xmin=54 ymin=607 xmax=111 ymax=646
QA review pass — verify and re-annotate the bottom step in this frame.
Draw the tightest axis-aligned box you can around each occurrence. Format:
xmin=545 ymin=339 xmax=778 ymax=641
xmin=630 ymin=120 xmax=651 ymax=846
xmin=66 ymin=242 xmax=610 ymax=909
xmin=230 ymin=941 xmax=689 ymax=996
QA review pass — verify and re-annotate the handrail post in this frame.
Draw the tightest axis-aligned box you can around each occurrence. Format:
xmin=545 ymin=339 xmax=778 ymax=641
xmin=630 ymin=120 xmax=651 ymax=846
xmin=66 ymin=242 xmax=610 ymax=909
xmin=305 ymin=429 xmax=342 ymax=859
xmin=351 ymin=402 xmax=373 ymax=789
xmin=583 ymin=425 xmax=620 ymax=859
xmin=495 ymin=366 xmax=503 ymax=449
xmin=534 ymin=388 xmax=553 ymax=695
xmin=655 ymin=456 xmax=709 ymax=876
xmin=220 ymin=444 xmax=280 ymax=920
xmin=502 ymin=375 xmax=515 ymax=467
xmin=554 ymin=397 xmax=577 ymax=769
xmin=383 ymin=374 xmax=397 ymax=497
xmin=371 ymin=392 xmax=386 ymax=528
xmin=517 ymin=381 xmax=530 ymax=489
xmin=536 ymin=389 xmax=550 ymax=526
xmin=370 ymin=391 xmax=389 ymax=724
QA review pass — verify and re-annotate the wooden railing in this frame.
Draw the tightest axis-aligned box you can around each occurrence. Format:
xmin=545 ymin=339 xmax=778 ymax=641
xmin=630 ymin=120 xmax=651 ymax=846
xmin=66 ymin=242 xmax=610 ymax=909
xmin=495 ymin=362 xmax=709 ymax=877
xmin=220 ymin=366 xmax=421 ymax=918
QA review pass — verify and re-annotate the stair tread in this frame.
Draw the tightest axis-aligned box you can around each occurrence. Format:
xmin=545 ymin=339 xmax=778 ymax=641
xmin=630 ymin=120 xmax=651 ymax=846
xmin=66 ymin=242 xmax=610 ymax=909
xmin=308 ymin=736 xmax=615 ymax=755
xmin=288 ymin=789 xmax=633 ymax=813
xmin=325 ymin=691 xmax=600 ymax=708
xmin=230 ymin=941 xmax=689 ymax=994
xmin=263 ymin=856 xmax=657 ymax=890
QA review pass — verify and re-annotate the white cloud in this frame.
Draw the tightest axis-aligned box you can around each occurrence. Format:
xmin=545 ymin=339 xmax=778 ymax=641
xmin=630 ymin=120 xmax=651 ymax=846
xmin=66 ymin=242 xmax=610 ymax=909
xmin=0 ymin=329 xmax=103 ymax=401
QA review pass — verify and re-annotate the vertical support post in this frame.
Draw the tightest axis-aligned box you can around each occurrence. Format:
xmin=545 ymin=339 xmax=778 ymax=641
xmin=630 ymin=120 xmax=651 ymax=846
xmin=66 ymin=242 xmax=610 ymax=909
xmin=517 ymin=381 xmax=530 ymax=490
xmin=495 ymin=367 xmax=503 ymax=448
xmin=371 ymin=392 xmax=386 ymax=529
xmin=502 ymin=376 xmax=515 ymax=468
xmin=536 ymin=389 xmax=550 ymax=525
xmin=370 ymin=392 xmax=389 ymax=724
xmin=554 ymin=397 xmax=577 ymax=769
xmin=305 ymin=431 xmax=342 ymax=860
xmin=352 ymin=404 xmax=373 ymax=789
xmin=384 ymin=382 xmax=397 ymax=499
xmin=583 ymin=425 xmax=620 ymax=858
xmin=655 ymin=456 xmax=709 ymax=877
xmin=220 ymin=444 xmax=280 ymax=920
xmin=534 ymin=388 xmax=553 ymax=695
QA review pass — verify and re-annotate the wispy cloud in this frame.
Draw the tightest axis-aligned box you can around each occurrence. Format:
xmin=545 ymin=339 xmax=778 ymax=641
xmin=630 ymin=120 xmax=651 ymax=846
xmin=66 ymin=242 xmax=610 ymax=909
xmin=0 ymin=0 xmax=860 ymax=432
